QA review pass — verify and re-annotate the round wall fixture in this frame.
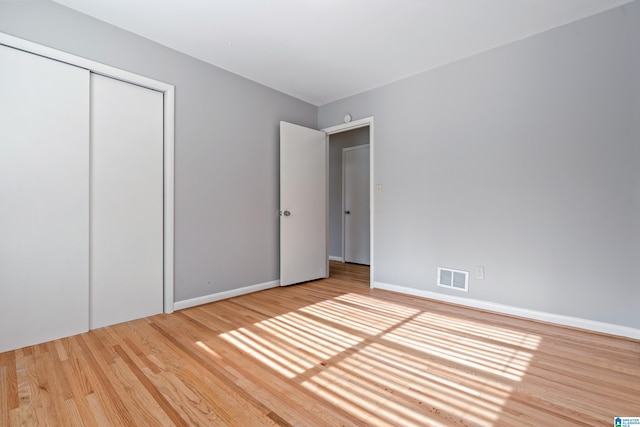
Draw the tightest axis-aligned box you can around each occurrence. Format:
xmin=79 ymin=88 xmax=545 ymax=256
xmin=343 ymin=114 xmax=352 ymax=123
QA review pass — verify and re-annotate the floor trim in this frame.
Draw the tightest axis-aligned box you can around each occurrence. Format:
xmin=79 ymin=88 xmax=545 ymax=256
xmin=373 ymin=281 xmax=640 ymax=340
xmin=174 ymin=280 xmax=280 ymax=310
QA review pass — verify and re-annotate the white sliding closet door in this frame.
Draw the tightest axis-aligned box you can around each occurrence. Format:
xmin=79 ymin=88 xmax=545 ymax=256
xmin=90 ymin=74 xmax=164 ymax=329
xmin=0 ymin=45 xmax=90 ymax=353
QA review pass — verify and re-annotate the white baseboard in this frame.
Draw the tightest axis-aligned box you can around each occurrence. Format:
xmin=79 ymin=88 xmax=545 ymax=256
xmin=329 ymin=256 xmax=344 ymax=262
xmin=373 ymin=281 xmax=640 ymax=340
xmin=174 ymin=280 xmax=280 ymax=311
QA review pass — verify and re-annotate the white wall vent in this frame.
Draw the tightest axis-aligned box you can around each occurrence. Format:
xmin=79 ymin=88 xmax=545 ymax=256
xmin=437 ymin=267 xmax=469 ymax=292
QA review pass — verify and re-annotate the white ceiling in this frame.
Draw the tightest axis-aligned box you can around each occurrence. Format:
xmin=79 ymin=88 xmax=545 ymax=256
xmin=52 ymin=0 xmax=633 ymax=106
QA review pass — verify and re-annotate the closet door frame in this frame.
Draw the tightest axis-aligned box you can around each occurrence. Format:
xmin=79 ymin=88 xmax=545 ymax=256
xmin=0 ymin=32 xmax=176 ymax=314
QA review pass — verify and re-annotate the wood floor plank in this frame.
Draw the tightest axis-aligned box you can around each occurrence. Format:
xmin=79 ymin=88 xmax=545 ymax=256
xmin=84 ymin=392 xmax=110 ymax=426
xmin=213 ymin=341 xmax=364 ymax=427
xmin=73 ymin=333 xmax=138 ymax=426
xmin=147 ymin=317 xmax=279 ymax=426
xmin=1 ymin=261 xmax=639 ymax=426
xmin=0 ymin=367 xmax=9 ymax=427
xmin=152 ymin=368 xmax=224 ymax=425
xmin=112 ymin=343 xmax=188 ymax=427
xmin=0 ymin=354 xmax=17 ymax=427
xmin=15 ymin=346 xmax=39 ymax=425
xmin=63 ymin=398 xmax=94 ymax=427
xmin=62 ymin=338 xmax=94 ymax=399
xmin=108 ymin=355 xmax=175 ymax=426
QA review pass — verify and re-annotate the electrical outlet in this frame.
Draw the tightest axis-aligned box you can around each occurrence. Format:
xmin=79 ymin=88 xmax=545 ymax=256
xmin=476 ymin=266 xmax=485 ymax=279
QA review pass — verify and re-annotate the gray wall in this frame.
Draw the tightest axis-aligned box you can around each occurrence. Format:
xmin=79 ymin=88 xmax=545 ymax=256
xmin=0 ymin=1 xmax=317 ymax=302
xmin=319 ymin=2 xmax=640 ymax=329
xmin=328 ymin=127 xmax=370 ymax=259
xmin=3 ymin=1 xmax=638 ymax=330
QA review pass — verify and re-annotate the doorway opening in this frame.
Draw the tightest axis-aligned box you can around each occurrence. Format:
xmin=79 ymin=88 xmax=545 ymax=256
xmin=323 ymin=117 xmax=374 ymax=287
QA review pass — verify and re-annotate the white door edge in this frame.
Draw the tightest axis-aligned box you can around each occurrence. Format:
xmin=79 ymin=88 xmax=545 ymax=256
xmin=322 ymin=117 xmax=374 ymax=288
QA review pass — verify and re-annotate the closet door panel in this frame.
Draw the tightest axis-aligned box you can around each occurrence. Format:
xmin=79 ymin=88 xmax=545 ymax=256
xmin=90 ymin=74 xmax=163 ymax=329
xmin=0 ymin=45 xmax=90 ymax=352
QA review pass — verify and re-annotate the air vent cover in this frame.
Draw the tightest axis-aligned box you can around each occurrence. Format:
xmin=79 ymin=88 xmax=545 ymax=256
xmin=437 ymin=267 xmax=469 ymax=292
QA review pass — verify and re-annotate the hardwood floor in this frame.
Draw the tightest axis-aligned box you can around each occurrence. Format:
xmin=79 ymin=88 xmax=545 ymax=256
xmin=1 ymin=261 xmax=639 ymax=426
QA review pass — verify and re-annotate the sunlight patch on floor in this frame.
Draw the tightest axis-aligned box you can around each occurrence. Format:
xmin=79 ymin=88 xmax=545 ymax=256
xmin=217 ymin=292 xmax=541 ymax=426
xmin=195 ymin=341 xmax=221 ymax=359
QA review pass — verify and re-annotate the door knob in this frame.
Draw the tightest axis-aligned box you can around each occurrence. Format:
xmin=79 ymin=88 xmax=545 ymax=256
xmin=344 ymin=211 xmax=350 ymax=214
xmin=283 ymin=210 xmax=291 ymax=216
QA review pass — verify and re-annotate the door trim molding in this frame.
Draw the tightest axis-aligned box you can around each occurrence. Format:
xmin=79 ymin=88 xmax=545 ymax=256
xmin=322 ymin=116 xmax=374 ymax=288
xmin=0 ymin=32 xmax=176 ymax=314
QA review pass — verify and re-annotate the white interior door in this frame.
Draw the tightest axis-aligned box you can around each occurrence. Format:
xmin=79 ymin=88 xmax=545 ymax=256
xmin=90 ymin=74 xmax=164 ymax=329
xmin=280 ymin=121 xmax=327 ymax=286
xmin=0 ymin=45 xmax=90 ymax=352
xmin=344 ymin=145 xmax=370 ymax=265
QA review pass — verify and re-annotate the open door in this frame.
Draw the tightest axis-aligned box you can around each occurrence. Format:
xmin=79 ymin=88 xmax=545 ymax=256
xmin=280 ymin=121 xmax=327 ymax=286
